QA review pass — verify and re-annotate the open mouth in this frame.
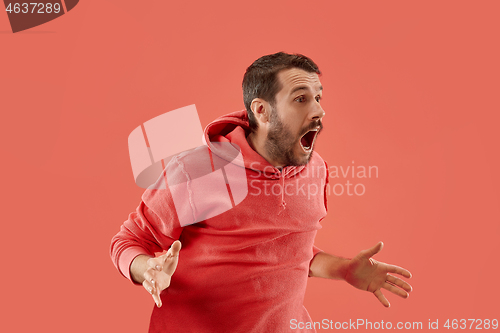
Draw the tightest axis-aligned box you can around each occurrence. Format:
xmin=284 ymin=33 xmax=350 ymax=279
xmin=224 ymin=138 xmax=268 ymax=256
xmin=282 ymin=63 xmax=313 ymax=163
xmin=300 ymin=128 xmax=319 ymax=153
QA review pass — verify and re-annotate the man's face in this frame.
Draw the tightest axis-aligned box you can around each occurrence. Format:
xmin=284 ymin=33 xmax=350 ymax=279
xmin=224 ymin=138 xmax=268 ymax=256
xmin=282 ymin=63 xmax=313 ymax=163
xmin=264 ymin=68 xmax=325 ymax=166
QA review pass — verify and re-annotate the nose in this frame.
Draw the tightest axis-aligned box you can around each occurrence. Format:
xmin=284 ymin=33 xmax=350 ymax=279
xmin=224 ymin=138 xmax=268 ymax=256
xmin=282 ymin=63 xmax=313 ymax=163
xmin=310 ymin=103 xmax=325 ymax=122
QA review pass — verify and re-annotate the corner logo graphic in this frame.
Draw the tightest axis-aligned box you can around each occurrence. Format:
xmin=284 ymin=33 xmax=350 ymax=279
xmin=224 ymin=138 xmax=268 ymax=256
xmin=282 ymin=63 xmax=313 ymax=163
xmin=128 ymin=105 xmax=248 ymax=226
xmin=3 ymin=0 xmax=78 ymax=33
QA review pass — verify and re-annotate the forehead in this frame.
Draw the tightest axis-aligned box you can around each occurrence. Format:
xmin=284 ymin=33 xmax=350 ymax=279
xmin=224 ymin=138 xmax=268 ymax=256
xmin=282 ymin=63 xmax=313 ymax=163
xmin=276 ymin=67 xmax=322 ymax=96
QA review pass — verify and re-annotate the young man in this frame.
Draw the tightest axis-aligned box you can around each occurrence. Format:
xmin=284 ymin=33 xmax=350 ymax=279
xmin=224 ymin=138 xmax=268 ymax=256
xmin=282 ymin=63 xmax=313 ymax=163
xmin=110 ymin=52 xmax=412 ymax=333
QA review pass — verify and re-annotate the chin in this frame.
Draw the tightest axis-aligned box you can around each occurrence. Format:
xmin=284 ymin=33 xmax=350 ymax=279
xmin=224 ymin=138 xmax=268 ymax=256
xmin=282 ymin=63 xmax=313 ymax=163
xmin=289 ymin=149 xmax=313 ymax=167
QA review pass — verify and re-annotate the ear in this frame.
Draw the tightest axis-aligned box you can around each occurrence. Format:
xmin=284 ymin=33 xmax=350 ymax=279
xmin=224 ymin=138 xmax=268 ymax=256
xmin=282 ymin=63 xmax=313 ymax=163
xmin=250 ymin=98 xmax=270 ymax=125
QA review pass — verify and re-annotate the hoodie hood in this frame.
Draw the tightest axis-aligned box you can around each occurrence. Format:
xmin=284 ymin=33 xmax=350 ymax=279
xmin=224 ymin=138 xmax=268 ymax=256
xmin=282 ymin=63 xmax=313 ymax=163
xmin=203 ymin=110 xmax=306 ymax=180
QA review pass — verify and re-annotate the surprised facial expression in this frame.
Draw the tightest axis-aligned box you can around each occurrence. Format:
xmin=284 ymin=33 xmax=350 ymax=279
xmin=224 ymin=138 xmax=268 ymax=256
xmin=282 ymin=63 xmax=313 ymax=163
xmin=264 ymin=68 xmax=325 ymax=166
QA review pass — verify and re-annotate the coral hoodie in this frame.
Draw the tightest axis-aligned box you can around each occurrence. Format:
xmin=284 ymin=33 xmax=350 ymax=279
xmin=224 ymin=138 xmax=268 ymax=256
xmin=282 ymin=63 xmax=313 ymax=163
xmin=110 ymin=110 xmax=329 ymax=333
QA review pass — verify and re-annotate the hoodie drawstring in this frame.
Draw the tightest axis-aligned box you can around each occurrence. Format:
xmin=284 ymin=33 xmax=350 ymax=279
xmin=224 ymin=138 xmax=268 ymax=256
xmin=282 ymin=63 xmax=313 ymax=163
xmin=278 ymin=169 xmax=287 ymax=214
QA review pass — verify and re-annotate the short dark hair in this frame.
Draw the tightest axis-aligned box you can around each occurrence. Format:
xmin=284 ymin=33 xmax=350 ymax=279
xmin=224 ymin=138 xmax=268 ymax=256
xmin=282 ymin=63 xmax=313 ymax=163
xmin=242 ymin=52 xmax=321 ymax=131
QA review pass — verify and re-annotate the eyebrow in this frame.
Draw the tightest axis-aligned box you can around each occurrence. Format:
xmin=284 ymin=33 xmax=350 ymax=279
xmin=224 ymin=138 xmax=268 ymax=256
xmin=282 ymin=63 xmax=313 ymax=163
xmin=290 ymin=85 xmax=323 ymax=95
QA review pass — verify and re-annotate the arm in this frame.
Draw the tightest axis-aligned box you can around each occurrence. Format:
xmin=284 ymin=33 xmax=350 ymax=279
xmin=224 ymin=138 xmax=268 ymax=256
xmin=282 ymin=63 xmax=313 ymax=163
xmin=110 ymin=172 xmax=183 ymax=306
xmin=110 ymin=167 xmax=183 ymax=280
xmin=309 ymin=241 xmax=413 ymax=307
xmin=110 ymin=199 xmax=181 ymax=282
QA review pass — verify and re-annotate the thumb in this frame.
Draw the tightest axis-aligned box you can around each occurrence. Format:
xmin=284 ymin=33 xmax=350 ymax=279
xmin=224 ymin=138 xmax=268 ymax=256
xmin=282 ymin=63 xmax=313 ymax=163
xmin=169 ymin=240 xmax=182 ymax=255
xmin=362 ymin=241 xmax=383 ymax=258
xmin=163 ymin=240 xmax=182 ymax=276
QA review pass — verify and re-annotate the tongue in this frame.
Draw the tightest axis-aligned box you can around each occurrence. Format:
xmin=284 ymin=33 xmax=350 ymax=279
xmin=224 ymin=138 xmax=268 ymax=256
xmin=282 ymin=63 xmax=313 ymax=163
xmin=301 ymin=130 xmax=316 ymax=148
xmin=301 ymin=136 xmax=309 ymax=148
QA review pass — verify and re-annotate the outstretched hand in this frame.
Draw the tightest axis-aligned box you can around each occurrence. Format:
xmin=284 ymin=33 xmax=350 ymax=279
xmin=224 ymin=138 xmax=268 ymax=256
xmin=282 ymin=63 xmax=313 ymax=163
xmin=142 ymin=240 xmax=182 ymax=308
xmin=344 ymin=242 xmax=412 ymax=307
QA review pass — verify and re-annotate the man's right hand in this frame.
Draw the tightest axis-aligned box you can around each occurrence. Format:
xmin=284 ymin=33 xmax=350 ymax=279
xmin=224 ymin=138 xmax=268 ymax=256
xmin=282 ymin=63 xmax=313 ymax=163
xmin=141 ymin=240 xmax=182 ymax=307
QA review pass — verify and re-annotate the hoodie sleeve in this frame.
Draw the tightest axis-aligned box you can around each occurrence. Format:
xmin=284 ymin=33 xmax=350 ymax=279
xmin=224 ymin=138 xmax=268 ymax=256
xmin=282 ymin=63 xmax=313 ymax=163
xmin=110 ymin=173 xmax=183 ymax=284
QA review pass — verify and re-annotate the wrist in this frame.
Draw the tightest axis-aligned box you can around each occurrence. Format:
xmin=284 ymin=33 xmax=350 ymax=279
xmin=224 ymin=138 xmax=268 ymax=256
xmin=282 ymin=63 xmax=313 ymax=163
xmin=130 ymin=254 xmax=153 ymax=284
xmin=309 ymin=252 xmax=351 ymax=280
xmin=329 ymin=257 xmax=350 ymax=280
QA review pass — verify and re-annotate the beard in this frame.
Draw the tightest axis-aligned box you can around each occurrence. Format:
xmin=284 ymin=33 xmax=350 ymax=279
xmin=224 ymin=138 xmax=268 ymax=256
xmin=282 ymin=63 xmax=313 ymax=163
xmin=265 ymin=105 xmax=322 ymax=167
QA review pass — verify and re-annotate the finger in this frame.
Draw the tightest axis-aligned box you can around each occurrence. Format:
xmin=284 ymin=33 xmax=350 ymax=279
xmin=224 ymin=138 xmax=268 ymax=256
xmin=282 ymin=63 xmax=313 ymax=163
xmin=383 ymin=282 xmax=409 ymax=298
xmin=143 ymin=269 xmax=158 ymax=289
xmin=386 ymin=274 xmax=413 ymax=292
xmin=163 ymin=255 xmax=179 ymax=276
xmin=142 ymin=279 xmax=160 ymax=307
xmin=143 ymin=279 xmax=154 ymax=295
xmin=386 ymin=264 xmax=412 ymax=279
xmin=361 ymin=241 xmax=384 ymax=258
xmin=153 ymin=288 xmax=162 ymax=308
xmin=143 ymin=278 xmax=163 ymax=307
xmin=167 ymin=240 xmax=182 ymax=256
xmin=163 ymin=241 xmax=182 ymax=276
xmin=143 ymin=271 xmax=159 ymax=297
xmin=374 ymin=289 xmax=390 ymax=308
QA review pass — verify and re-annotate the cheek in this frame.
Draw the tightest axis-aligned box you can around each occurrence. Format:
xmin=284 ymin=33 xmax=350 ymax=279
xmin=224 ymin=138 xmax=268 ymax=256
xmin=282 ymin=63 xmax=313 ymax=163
xmin=277 ymin=105 xmax=304 ymax=136
xmin=289 ymin=111 xmax=307 ymax=130
xmin=293 ymin=121 xmax=306 ymax=137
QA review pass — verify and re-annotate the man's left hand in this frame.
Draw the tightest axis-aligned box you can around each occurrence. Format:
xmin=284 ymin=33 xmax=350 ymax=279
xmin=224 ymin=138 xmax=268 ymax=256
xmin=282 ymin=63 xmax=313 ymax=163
xmin=344 ymin=241 xmax=412 ymax=307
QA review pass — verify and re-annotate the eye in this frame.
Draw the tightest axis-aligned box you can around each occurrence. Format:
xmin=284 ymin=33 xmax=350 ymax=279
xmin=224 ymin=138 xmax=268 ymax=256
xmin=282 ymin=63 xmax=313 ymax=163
xmin=295 ymin=96 xmax=305 ymax=103
xmin=315 ymin=95 xmax=322 ymax=103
